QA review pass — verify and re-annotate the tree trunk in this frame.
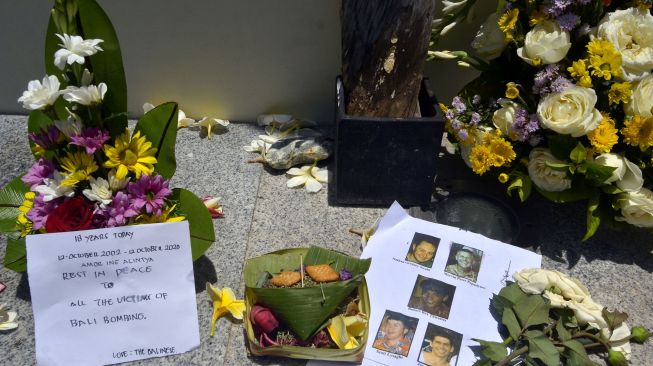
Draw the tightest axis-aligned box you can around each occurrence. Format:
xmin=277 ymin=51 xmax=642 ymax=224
xmin=341 ymin=0 xmax=434 ymax=118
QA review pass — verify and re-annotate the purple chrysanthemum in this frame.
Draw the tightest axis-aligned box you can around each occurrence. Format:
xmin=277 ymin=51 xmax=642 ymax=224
xmin=472 ymin=94 xmax=482 ymax=106
xmin=452 ymin=96 xmax=466 ymax=113
xmin=127 ymin=174 xmax=172 ymax=216
xmin=512 ymin=109 xmax=541 ymax=142
xmin=533 ymin=65 xmax=571 ymax=95
xmin=101 ymin=191 xmax=138 ymax=227
xmin=26 ymin=193 xmax=59 ymax=230
xmin=28 ymin=125 xmax=62 ymax=149
xmin=557 ymin=13 xmax=580 ymax=31
xmin=70 ymin=127 xmax=110 ymax=154
xmin=543 ymin=0 xmax=574 ymax=17
xmin=470 ymin=112 xmax=481 ymax=126
xmin=445 ymin=110 xmax=455 ymax=120
xmin=451 ymin=118 xmax=462 ymax=130
xmin=22 ymin=158 xmax=55 ymax=189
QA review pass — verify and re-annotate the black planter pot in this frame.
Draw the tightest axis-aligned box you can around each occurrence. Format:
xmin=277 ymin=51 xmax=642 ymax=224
xmin=332 ymin=76 xmax=444 ymax=207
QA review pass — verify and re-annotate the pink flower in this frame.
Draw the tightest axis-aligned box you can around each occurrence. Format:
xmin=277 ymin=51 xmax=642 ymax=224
xmin=250 ymin=305 xmax=279 ymax=335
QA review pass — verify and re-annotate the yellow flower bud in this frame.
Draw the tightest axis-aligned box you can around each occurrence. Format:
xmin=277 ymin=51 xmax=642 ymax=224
xmin=505 ymin=82 xmax=519 ymax=99
xmin=498 ymin=173 xmax=509 ymax=183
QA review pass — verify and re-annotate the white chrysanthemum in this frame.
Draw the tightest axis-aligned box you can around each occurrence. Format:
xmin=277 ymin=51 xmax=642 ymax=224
xmin=63 ymin=83 xmax=107 ymax=106
xmin=17 ymin=75 xmax=61 ymax=110
xmin=54 ymin=33 xmax=103 ymax=70
xmin=82 ymin=177 xmax=113 ymax=205
xmin=197 ymin=117 xmax=229 ymax=139
xmin=54 ymin=108 xmax=83 ymax=138
xmin=33 ymin=171 xmax=75 ymax=202
xmin=286 ymin=165 xmax=328 ymax=193
xmin=107 ymin=169 xmax=130 ymax=192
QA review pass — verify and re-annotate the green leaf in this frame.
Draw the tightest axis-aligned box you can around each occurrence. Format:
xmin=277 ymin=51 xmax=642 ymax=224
xmin=544 ymin=162 xmax=571 ymax=171
xmin=502 ymin=307 xmax=522 ymax=340
xmin=491 ymin=293 xmax=515 ymax=315
xmin=548 ymin=135 xmax=577 ymax=161
xmin=475 ymin=339 xmax=508 ymax=362
xmin=570 ymin=143 xmax=587 ymax=164
xmin=583 ymin=161 xmax=616 ymax=186
xmin=244 ymin=247 xmax=371 ymax=341
xmin=507 ymin=174 xmax=532 ymax=202
xmin=0 ymin=177 xmax=29 ymax=233
xmin=556 ymin=319 xmax=572 ymax=341
xmin=498 ymin=283 xmax=529 ymax=306
xmin=77 ymin=0 xmax=128 ymax=138
xmin=556 ymin=308 xmax=578 ymax=328
xmin=170 ymin=188 xmax=214 ymax=260
xmin=527 ymin=332 xmax=561 ymax=366
xmin=4 ymin=234 xmax=27 ymax=272
xmin=134 ymin=102 xmax=178 ymax=179
xmin=514 ymin=295 xmax=549 ymax=328
xmin=602 ymin=308 xmax=628 ymax=330
xmin=563 ymin=340 xmax=597 ymax=366
xmin=601 ymin=185 xmax=623 ymax=195
xmin=582 ymin=196 xmax=601 ymax=241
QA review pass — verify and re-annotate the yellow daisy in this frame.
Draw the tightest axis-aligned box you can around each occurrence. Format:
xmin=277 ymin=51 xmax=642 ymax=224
xmin=16 ymin=192 xmax=36 ymax=237
xmin=588 ymin=114 xmax=619 ymax=153
xmin=60 ymin=151 xmax=99 ymax=187
xmin=621 ymin=115 xmax=653 ymax=151
xmin=498 ymin=8 xmax=520 ymax=41
xmin=567 ymin=59 xmax=592 ymax=88
xmin=103 ymin=129 xmax=158 ymax=180
xmin=587 ymin=39 xmax=622 ymax=80
xmin=135 ymin=205 xmax=185 ymax=224
xmin=469 ymin=132 xmax=516 ymax=175
xmin=608 ymin=82 xmax=632 ymax=105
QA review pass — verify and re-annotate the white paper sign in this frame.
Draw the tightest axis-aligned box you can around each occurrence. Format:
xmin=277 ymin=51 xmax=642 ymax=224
xmin=26 ymin=221 xmax=200 ymax=366
xmin=359 ymin=202 xmax=542 ymax=366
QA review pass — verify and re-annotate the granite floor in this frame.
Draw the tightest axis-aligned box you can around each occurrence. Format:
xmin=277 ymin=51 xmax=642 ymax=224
xmin=0 ymin=115 xmax=651 ymax=366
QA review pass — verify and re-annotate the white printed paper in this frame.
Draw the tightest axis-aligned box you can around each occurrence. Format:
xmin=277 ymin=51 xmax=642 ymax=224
xmin=26 ymin=221 xmax=200 ymax=366
xmin=360 ymin=202 xmax=542 ymax=365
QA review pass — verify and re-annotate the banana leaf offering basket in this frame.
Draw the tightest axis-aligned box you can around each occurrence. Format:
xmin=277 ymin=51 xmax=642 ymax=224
xmin=244 ymin=246 xmax=371 ymax=362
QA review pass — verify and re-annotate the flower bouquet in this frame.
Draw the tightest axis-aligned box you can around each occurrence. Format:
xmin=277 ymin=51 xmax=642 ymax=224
xmin=243 ymin=246 xmax=371 ymax=361
xmin=473 ymin=269 xmax=649 ymax=365
xmin=434 ymin=0 xmax=653 ymax=239
xmin=0 ymin=0 xmax=215 ymax=271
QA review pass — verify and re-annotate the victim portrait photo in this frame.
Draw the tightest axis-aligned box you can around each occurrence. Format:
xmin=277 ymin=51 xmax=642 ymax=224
xmin=418 ymin=323 xmax=463 ymax=366
xmin=372 ymin=310 xmax=419 ymax=357
xmin=444 ymin=243 xmax=483 ymax=283
xmin=407 ymin=275 xmax=456 ymax=319
xmin=405 ymin=232 xmax=441 ymax=269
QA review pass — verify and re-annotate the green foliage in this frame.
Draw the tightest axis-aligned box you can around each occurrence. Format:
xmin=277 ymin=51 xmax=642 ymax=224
xmin=170 ymin=188 xmax=215 ymax=261
xmin=549 ymin=135 xmax=578 ymax=161
xmin=4 ymin=233 xmax=27 ymax=272
xmin=135 ymin=102 xmax=179 ymax=180
xmin=602 ymin=308 xmax=628 ymax=330
xmin=475 ymin=280 xmax=628 ymax=365
xmin=507 ymin=172 xmax=532 ymax=202
xmin=0 ymin=177 xmax=29 ymax=233
xmin=583 ymin=195 xmax=601 ymax=241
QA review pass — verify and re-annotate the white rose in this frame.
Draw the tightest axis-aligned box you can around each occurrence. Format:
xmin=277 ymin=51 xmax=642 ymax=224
xmin=513 ymin=269 xmax=590 ymax=303
xmin=568 ymin=298 xmax=608 ymax=330
xmin=595 ymin=153 xmax=643 ymax=192
xmin=472 ymin=13 xmax=509 ymax=60
xmin=596 ymin=8 xmax=653 ymax=81
xmin=528 ymin=148 xmax=572 ymax=192
xmin=616 ymin=187 xmax=653 ymax=228
xmin=602 ymin=322 xmax=632 ymax=360
xmin=517 ymin=20 xmax=571 ymax=65
xmin=492 ymin=100 xmax=520 ymax=140
xmin=537 ymin=85 xmax=602 ymax=137
xmin=624 ymin=74 xmax=653 ymax=117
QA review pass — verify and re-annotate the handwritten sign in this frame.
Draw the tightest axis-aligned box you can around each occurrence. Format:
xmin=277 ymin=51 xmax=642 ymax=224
xmin=26 ymin=221 xmax=200 ymax=366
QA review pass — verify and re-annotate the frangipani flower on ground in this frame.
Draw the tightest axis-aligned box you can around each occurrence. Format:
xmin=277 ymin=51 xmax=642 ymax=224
xmin=197 ymin=117 xmax=229 ymax=140
xmin=286 ymin=165 xmax=328 ymax=193
xmin=17 ymin=75 xmax=61 ymax=110
xmin=54 ymin=33 xmax=103 ymax=70
xmin=207 ymin=284 xmax=245 ymax=336
xmin=0 ymin=304 xmax=18 ymax=331
xmin=202 ymin=196 xmax=224 ymax=219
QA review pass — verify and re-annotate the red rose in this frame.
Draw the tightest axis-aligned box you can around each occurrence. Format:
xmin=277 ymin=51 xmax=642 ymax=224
xmin=45 ymin=197 xmax=95 ymax=233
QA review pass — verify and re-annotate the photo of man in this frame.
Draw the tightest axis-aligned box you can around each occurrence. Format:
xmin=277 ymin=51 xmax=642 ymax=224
xmin=418 ymin=323 xmax=462 ymax=366
xmin=407 ymin=275 xmax=455 ymax=319
xmin=372 ymin=310 xmax=418 ymax=357
xmin=405 ymin=232 xmax=440 ymax=268
xmin=444 ymin=243 xmax=483 ymax=282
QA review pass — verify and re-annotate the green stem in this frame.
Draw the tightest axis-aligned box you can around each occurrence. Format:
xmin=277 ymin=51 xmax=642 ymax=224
xmin=496 ymin=345 xmax=528 ymax=366
xmin=572 ymin=332 xmax=610 ymax=351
